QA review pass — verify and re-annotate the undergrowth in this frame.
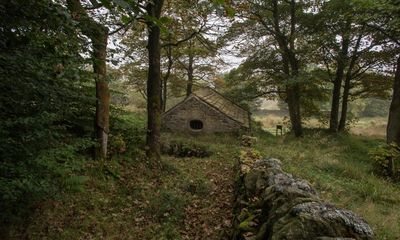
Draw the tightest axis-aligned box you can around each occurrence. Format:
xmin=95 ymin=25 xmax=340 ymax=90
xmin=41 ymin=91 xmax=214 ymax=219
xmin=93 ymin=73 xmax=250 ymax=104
xmin=5 ymin=116 xmax=400 ymax=240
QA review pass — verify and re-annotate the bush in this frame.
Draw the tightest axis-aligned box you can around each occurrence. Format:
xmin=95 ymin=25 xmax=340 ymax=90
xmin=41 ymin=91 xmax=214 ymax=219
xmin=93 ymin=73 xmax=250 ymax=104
xmin=0 ymin=0 xmax=95 ymax=230
xmin=0 ymin=139 xmax=90 ymax=223
xmin=370 ymin=143 xmax=400 ymax=180
xmin=161 ymin=140 xmax=212 ymax=158
xmin=109 ymin=111 xmax=146 ymax=154
xmin=146 ymin=189 xmax=186 ymax=221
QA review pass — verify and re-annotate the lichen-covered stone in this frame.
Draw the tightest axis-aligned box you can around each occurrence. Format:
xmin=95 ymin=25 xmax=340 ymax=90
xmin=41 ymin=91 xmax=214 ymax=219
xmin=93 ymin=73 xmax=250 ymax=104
xmin=244 ymin=169 xmax=265 ymax=194
xmin=233 ymin=155 xmax=374 ymax=240
xmin=316 ymin=237 xmax=356 ymax=240
xmin=290 ymin=202 xmax=374 ymax=239
xmin=253 ymin=158 xmax=283 ymax=170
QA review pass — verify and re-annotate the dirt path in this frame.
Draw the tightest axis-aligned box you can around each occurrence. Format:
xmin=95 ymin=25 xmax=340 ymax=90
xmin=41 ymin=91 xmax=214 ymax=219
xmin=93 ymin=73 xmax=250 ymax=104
xmin=174 ymin=156 xmax=235 ymax=239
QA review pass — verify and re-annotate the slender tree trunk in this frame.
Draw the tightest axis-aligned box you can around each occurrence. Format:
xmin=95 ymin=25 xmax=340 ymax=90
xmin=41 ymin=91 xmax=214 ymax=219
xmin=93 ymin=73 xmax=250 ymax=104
xmin=338 ymin=76 xmax=350 ymax=132
xmin=162 ymin=77 xmax=168 ymax=112
xmin=146 ymin=0 xmax=164 ymax=165
xmin=93 ymin=33 xmax=109 ymax=159
xmin=329 ymin=27 xmax=350 ymax=133
xmin=66 ymin=0 xmax=109 ymax=160
xmin=162 ymin=44 xmax=173 ymax=112
xmin=338 ymin=33 xmax=363 ymax=132
xmin=387 ymin=55 xmax=400 ymax=145
xmin=186 ymin=45 xmax=194 ymax=97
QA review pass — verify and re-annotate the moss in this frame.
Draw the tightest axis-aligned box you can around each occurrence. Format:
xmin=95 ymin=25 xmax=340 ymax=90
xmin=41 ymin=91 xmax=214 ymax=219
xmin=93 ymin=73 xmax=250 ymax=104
xmin=238 ymin=213 xmax=257 ymax=232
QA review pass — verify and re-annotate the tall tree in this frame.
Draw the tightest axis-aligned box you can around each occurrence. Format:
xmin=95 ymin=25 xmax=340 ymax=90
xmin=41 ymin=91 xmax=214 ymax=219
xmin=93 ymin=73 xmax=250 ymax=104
xmin=388 ymin=56 xmax=400 ymax=145
xmin=145 ymin=0 xmax=165 ymax=165
xmin=66 ymin=0 xmax=110 ymax=159
xmin=354 ymin=0 xmax=400 ymax=144
xmin=161 ymin=0 xmax=218 ymax=105
xmin=309 ymin=0 xmax=389 ymax=132
xmin=329 ymin=22 xmax=350 ymax=132
xmin=227 ymin=0 xmax=305 ymax=136
xmin=309 ymin=0 xmax=353 ymax=133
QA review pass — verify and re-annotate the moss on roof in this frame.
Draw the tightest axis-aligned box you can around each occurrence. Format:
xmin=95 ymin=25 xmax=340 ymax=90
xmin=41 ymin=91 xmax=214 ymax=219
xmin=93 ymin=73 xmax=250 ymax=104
xmin=193 ymin=88 xmax=250 ymax=128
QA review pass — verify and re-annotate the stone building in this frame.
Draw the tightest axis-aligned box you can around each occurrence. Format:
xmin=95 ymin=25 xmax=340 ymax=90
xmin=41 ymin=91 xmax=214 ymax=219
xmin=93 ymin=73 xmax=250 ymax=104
xmin=162 ymin=88 xmax=250 ymax=133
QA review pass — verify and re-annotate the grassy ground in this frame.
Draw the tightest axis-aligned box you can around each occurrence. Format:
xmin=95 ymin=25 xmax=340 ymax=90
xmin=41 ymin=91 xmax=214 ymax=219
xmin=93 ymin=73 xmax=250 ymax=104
xmin=8 ymin=112 xmax=400 ymax=239
xmin=253 ymin=130 xmax=400 ymax=240
xmin=9 ymin=131 xmax=239 ymax=240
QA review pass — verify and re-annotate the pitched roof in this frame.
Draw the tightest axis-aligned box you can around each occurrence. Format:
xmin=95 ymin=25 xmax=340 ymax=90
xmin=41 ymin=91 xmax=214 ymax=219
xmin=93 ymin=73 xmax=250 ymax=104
xmin=192 ymin=88 xmax=250 ymax=128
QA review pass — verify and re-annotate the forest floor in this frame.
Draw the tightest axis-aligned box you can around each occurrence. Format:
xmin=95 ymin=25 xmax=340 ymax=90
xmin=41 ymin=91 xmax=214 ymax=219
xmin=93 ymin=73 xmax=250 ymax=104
xmin=8 ymin=113 xmax=400 ymax=240
xmin=10 ymin=132 xmax=239 ymax=240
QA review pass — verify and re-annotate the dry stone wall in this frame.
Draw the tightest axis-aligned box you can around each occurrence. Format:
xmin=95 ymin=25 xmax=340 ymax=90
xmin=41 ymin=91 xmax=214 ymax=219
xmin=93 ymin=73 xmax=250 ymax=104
xmin=232 ymin=155 xmax=374 ymax=240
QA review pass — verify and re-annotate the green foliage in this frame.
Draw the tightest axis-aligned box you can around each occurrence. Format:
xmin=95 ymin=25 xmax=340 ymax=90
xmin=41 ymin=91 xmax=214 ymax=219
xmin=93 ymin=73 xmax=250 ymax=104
xmin=109 ymin=111 xmax=146 ymax=156
xmin=182 ymin=177 xmax=210 ymax=196
xmin=146 ymin=188 xmax=186 ymax=221
xmin=0 ymin=0 xmax=95 ymax=226
xmin=161 ymin=140 xmax=212 ymax=158
xmin=359 ymin=98 xmax=391 ymax=117
xmin=370 ymin=143 xmax=400 ymax=180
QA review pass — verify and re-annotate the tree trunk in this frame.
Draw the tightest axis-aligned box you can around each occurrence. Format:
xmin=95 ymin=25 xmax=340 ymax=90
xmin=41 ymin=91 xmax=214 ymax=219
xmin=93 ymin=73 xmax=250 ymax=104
xmin=338 ymin=33 xmax=363 ymax=132
xmin=66 ymin=0 xmax=109 ymax=160
xmin=387 ymin=55 xmax=400 ymax=145
xmin=271 ymin=0 xmax=303 ymax=137
xmin=162 ymin=45 xmax=173 ymax=112
xmin=338 ymin=75 xmax=350 ymax=132
xmin=186 ymin=45 xmax=194 ymax=97
xmin=146 ymin=0 xmax=164 ymax=166
xmin=329 ymin=27 xmax=350 ymax=133
xmin=287 ymin=53 xmax=302 ymax=137
xmin=93 ymin=33 xmax=109 ymax=159
xmin=162 ymin=76 xmax=168 ymax=112
xmin=286 ymin=85 xmax=302 ymax=137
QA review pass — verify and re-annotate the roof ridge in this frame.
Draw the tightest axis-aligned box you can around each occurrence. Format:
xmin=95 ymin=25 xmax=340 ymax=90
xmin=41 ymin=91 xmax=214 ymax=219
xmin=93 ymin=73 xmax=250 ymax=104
xmin=193 ymin=87 xmax=250 ymax=114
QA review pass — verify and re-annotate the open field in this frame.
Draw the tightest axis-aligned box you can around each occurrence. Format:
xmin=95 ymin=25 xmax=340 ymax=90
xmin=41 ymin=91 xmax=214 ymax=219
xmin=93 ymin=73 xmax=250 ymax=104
xmin=255 ymin=113 xmax=388 ymax=139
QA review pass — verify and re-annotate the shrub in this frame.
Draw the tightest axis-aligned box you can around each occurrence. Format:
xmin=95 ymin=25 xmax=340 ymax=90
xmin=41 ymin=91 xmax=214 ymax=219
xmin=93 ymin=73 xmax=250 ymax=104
xmin=109 ymin=134 xmax=127 ymax=155
xmin=146 ymin=189 xmax=186 ymax=221
xmin=369 ymin=143 xmax=400 ymax=180
xmin=182 ymin=178 xmax=210 ymax=196
xmin=161 ymin=140 xmax=212 ymax=158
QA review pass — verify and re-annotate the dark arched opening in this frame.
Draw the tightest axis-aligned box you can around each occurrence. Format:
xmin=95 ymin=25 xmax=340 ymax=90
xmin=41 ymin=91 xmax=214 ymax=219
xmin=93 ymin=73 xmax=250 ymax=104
xmin=190 ymin=120 xmax=203 ymax=130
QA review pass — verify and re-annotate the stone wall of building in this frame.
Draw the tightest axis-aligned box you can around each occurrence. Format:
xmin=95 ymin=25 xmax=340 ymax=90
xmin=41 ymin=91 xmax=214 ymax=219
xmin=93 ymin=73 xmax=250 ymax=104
xmin=162 ymin=96 xmax=243 ymax=133
xmin=232 ymin=154 xmax=374 ymax=240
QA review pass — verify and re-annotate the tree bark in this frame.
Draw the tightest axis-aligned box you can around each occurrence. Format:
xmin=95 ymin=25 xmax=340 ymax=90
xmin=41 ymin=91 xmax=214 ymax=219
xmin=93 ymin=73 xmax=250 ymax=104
xmin=387 ymin=55 xmax=400 ymax=145
xmin=162 ymin=44 xmax=173 ymax=112
xmin=287 ymin=0 xmax=302 ymax=137
xmin=338 ymin=33 xmax=363 ymax=132
xmin=186 ymin=41 xmax=194 ymax=97
xmin=146 ymin=0 xmax=164 ymax=165
xmin=329 ymin=25 xmax=350 ymax=133
xmin=338 ymin=74 xmax=351 ymax=132
xmin=272 ymin=0 xmax=303 ymax=137
xmin=66 ymin=0 xmax=109 ymax=160
xmin=286 ymin=85 xmax=302 ymax=136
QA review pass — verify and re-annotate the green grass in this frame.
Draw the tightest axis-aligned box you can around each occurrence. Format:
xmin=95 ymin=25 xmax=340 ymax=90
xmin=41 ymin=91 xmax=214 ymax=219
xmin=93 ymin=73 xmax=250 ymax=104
xmin=8 ymin=131 xmax=239 ymax=240
xmin=253 ymin=129 xmax=400 ymax=240
xmin=7 ymin=113 xmax=400 ymax=239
